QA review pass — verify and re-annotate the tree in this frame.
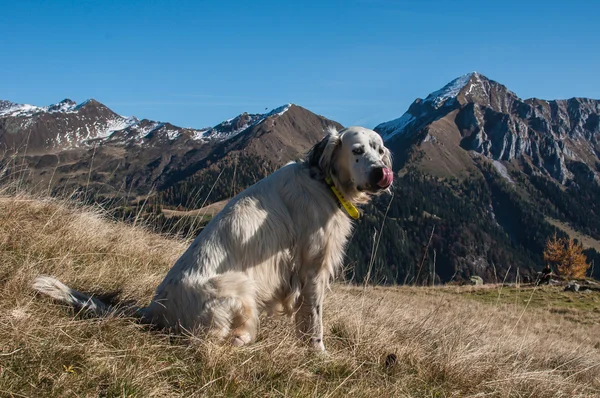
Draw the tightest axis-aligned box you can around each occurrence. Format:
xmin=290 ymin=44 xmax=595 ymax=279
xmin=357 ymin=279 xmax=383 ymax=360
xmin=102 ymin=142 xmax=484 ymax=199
xmin=543 ymin=234 xmax=590 ymax=279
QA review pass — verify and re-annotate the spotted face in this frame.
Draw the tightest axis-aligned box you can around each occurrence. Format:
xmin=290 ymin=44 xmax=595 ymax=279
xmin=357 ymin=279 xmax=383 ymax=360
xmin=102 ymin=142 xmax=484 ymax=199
xmin=337 ymin=127 xmax=393 ymax=193
xmin=307 ymin=126 xmax=393 ymax=198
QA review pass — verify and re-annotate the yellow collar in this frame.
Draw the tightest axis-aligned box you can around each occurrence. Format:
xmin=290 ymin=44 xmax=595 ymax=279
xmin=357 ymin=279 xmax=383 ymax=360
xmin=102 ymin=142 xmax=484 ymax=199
xmin=325 ymin=177 xmax=360 ymax=219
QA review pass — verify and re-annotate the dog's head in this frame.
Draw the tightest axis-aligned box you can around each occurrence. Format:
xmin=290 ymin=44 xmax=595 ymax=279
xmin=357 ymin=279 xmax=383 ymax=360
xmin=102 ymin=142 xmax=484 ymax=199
xmin=307 ymin=126 xmax=393 ymax=203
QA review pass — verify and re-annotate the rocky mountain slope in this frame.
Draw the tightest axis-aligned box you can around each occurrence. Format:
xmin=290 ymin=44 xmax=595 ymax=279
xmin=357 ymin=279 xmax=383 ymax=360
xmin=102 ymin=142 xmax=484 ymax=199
xmin=364 ymin=72 xmax=600 ymax=283
xmin=0 ymin=99 xmax=139 ymax=152
xmin=0 ymin=100 xmax=340 ymax=199
xmin=376 ymin=72 xmax=600 ymax=183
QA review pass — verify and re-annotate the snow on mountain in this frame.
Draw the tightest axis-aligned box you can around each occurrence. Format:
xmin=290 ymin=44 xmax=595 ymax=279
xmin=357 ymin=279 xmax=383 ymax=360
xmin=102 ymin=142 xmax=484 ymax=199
xmin=165 ymin=129 xmax=180 ymax=141
xmin=0 ymin=98 xmax=141 ymax=149
xmin=0 ymin=100 xmax=17 ymax=113
xmin=47 ymin=99 xmax=78 ymax=113
xmin=205 ymin=114 xmax=263 ymax=140
xmin=0 ymin=101 xmax=42 ymax=117
xmin=263 ymin=103 xmax=292 ymax=118
xmin=191 ymin=129 xmax=210 ymax=141
xmin=247 ymin=103 xmax=292 ymax=128
xmin=376 ymin=112 xmax=417 ymax=141
xmin=423 ymin=72 xmax=476 ymax=108
xmin=86 ymin=104 xmax=292 ymax=146
xmin=205 ymin=104 xmax=292 ymax=141
xmin=0 ymin=98 xmax=83 ymax=117
xmin=99 ymin=116 xmax=139 ymax=139
xmin=133 ymin=122 xmax=164 ymax=140
xmin=1 ymin=97 xmax=294 ymax=152
xmin=52 ymin=116 xmax=139 ymax=148
xmin=376 ymin=72 xmax=600 ymax=185
xmin=376 ymin=73 xmax=482 ymax=141
xmin=103 ymin=121 xmax=171 ymax=145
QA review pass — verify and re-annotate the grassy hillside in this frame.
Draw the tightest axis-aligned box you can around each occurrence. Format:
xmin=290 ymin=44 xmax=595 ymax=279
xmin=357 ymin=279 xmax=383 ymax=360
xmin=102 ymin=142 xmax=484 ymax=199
xmin=0 ymin=191 xmax=599 ymax=397
xmin=546 ymin=217 xmax=600 ymax=252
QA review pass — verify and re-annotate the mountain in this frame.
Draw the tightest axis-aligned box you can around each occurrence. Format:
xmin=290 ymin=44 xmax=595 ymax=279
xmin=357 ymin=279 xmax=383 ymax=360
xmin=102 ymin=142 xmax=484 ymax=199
xmin=376 ymin=72 xmax=600 ymax=183
xmin=0 ymin=99 xmax=341 ymax=203
xmin=156 ymin=104 xmax=343 ymax=208
xmin=361 ymin=72 xmax=600 ymax=284
xmin=3 ymin=75 xmax=599 ymax=285
xmin=0 ymin=99 xmax=139 ymax=152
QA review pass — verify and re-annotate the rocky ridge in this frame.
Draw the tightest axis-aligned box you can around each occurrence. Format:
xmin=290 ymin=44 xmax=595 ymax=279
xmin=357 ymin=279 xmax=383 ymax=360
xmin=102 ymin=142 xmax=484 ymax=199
xmin=376 ymin=72 xmax=600 ymax=183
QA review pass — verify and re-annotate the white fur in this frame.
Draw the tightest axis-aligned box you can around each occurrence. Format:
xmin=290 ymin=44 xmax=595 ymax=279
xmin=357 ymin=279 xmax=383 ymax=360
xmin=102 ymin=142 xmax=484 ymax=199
xmin=33 ymin=126 xmax=392 ymax=351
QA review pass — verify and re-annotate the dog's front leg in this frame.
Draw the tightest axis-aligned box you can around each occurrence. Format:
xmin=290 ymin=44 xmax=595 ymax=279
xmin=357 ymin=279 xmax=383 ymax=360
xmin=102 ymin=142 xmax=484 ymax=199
xmin=295 ymin=272 xmax=326 ymax=352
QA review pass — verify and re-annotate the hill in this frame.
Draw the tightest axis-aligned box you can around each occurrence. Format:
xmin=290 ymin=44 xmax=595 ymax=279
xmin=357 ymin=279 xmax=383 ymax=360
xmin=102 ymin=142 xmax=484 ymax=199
xmin=1 ymin=100 xmax=341 ymax=202
xmin=0 ymin=190 xmax=599 ymax=397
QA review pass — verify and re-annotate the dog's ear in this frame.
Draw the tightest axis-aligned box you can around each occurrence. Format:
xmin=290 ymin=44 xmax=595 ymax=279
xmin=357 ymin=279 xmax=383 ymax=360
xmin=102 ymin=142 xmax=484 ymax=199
xmin=319 ymin=132 xmax=341 ymax=175
xmin=382 ymin=147 xmax=394 ymax=194
xmin=382 ymin=147 xmax=393 ymax=170
xmin=307 ymin=128 xmax=341 ymax=176
xmin=307 ymin=136 xmax=329 ymax=168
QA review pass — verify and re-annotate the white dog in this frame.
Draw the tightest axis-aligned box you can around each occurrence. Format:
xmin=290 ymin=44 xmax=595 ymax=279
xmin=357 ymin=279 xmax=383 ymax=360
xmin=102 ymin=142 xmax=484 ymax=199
xmin=33 ymin=126 xmax=393 ymax=351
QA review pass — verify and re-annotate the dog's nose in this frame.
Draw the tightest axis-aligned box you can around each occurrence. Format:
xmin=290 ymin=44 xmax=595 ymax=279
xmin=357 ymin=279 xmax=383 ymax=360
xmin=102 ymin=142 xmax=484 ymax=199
xmin=370 ymin=167 xmax=393 ymax=189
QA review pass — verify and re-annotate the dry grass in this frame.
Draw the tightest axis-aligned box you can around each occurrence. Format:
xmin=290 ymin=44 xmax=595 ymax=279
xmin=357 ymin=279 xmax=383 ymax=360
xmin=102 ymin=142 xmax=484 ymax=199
xmin=161 ymin=200 xmax=229 ymax=219
xmin=0 ymin=191 xmax=599 ymax=397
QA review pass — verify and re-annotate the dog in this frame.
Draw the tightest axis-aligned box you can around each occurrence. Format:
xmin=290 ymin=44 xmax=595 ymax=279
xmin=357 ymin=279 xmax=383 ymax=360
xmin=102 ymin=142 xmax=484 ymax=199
xmin=33 ymin=126 xmax=393 ymax=351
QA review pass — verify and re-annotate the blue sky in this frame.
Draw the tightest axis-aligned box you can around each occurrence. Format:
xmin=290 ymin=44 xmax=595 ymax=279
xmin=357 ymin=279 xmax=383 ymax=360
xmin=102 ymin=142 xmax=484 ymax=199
xmin=1 ymin=0 xmax=598 ymax=129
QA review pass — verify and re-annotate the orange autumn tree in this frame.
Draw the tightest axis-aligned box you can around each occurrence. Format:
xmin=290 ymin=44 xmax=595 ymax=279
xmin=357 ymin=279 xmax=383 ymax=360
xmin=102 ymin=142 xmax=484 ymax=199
xmin=543 ymin=234 xmax=590 ymax=279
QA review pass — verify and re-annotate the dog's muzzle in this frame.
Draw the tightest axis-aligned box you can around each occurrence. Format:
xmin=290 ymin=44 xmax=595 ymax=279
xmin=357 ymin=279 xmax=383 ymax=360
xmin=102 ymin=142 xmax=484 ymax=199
xmin=370 ymin=167 xmax=394 ymax=189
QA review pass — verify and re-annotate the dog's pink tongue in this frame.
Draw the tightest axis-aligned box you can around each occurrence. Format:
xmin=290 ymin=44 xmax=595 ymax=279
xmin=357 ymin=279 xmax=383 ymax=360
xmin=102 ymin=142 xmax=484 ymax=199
xmin=378 ymin=168 xmax=394 ymax=188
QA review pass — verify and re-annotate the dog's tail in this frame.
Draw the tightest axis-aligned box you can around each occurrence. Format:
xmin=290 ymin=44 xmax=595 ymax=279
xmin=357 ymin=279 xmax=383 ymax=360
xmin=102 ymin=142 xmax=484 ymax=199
xmin=32 ymin=275 xmax=146 ymax=319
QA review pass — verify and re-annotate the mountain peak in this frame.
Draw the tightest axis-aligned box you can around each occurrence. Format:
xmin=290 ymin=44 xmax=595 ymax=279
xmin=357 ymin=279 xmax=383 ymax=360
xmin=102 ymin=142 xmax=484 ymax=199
xmin=0 ymin=100 xmax=41 ymax=117
xmin=423 ymin=72 xmax=520 ymax=113
xmin=47 ymin=98 xmax=77 ymax=113
xmin=0 ymin=100 xmax=19 ymax=113
xmin=264 ymin=103 xmax=293 ymax=118
xmin=375 ymin=72 xmax=519 ymax=141
xmin=424 ymin=72 xmax=488 ymax=108
xmin=204 ymin=104 xmax=293 ymax=141
xmin=74 ymin=98 xmax=102 ymax=109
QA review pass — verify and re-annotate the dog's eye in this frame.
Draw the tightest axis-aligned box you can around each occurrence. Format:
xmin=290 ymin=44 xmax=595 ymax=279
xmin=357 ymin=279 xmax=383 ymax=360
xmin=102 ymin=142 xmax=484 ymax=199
xmin=352 ymin=147 xmax=365 ymax=155
xmin=379 ymin=148 xmax=384 ymax=155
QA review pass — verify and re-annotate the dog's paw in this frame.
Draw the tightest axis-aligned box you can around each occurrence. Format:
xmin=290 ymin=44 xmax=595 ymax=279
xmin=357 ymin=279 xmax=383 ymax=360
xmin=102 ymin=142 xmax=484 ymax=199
xmin=231 ymin=333 xmax=252 ymax=347
xmin=310 ymin=338 xmax=326 ymax=353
